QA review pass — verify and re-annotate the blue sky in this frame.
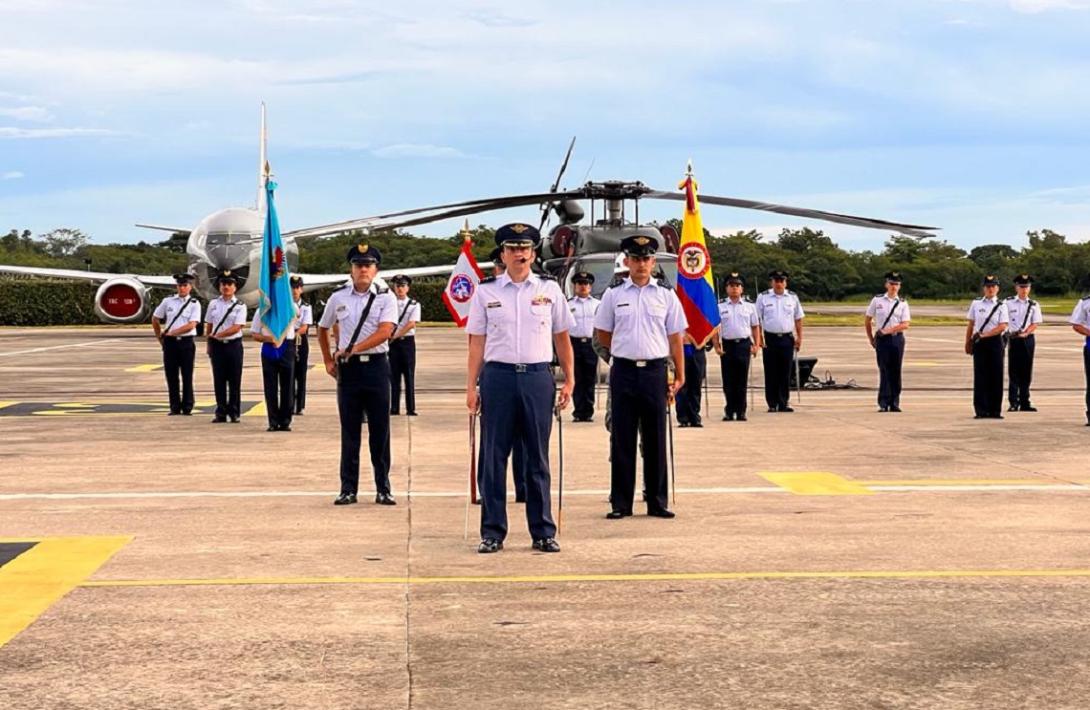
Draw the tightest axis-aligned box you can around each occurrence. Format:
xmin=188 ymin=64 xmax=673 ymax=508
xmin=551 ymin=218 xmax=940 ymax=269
xmin=2 ymin=0 xmax=1089 ymax=253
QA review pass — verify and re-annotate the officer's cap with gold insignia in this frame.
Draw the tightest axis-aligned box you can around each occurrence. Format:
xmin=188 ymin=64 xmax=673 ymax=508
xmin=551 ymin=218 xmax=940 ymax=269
xmin=1013 ymin=274 xmax=1034 ymax=286
xmin=572 ymin=271 xmax=595 ymax=284
xmin=214 ymin=269 xmax=237 ymax=285
xmin=390 ymin=274 xmax=412 ymax=286
xmin=768 ymin=269 xmax=789 ymax=280
xmin=290 ymin=275 xmax=304 ymax=287
xmin=620 ymin=234 xmax=659 ymax=257
xmin=173 ymin=272 xmax=195 ymax=285
xmin=347 ymin=242 xmax=382 ymax=265
xmin=884 ymin=271 xmax=902 ymax=284
xmin=982 ymin=274 xmax=1000 ymax=286
xmin=494 ymin=223 xmax=541 ymax=249
xmin=726 ymin=272 xmax=744 ymax=286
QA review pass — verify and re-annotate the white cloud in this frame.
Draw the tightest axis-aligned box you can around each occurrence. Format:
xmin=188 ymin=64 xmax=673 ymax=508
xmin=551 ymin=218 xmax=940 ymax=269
xmin=371 ymin=144 xmax=471 ymax=159
xmin=2 ymin=171 xmax=25 ymax=180
xmin=1009 ymin=0 xmax=1090 ymax=12
xmin=0 ymin=127 xmax=120 ymax=139
xmin=0 ymin=106 xmax=54 ymax=122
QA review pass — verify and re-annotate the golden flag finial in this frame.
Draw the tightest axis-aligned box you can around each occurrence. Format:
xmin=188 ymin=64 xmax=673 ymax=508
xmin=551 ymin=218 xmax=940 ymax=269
xmin=460 ymin=218 xmax=472 ymax=242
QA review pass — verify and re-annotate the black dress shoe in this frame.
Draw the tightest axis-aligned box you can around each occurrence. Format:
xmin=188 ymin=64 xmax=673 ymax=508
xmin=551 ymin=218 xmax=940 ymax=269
xmin=889 ymin=405 xmax=902 ymax=413
xmin=294 ymin=410 xmax=304 ymax=416
xmin=406 ymin=411 xmax=418 ymax=416
xmin=974 ymin=414 xmax=985 ymax=419
xmin=279 ymin=425 xmax=292 ymax=432
xmin=212 ymin=417 xmax=227 ymax=424
xmin=1022 ymin=405 xmax=1038 ymax=412
xmin=879 ymin=406 xmax=889 ymax=413
xmin=182 ymin=411 xmax=193 ymax=416
xmin=1008 ymin=405 xmax=1019 ymax=412
xmin=690 ymin=421 xmax=703 ymax=428
xmin=779 ymin=405 xmax=795 ymax=413
xmin=722 ymin=414 xmax=733 ymax=421
xmin=390 ymin=410 xmax=400 ymax=416
xmin=605 ymin=510 xmax=631 ymax=519
xmin=230 ymin=416 xmax=240 ymax=423
xmin=736 ymin=413 xmax=747 ymax=421
xmin=266 ymin=425 xmax=278 ymax=432
xmin=648 ymin=509 xmax=676 ymax=519
xmin=168 ymin=411 xmax=180 ymax=416
xmin=478 ymin=538 xmax=503 ymax=554
xmin=333 ymin=493 xmax=357 ymax=505
xmin=375 ymin=492 xmax=397 ymax=505
xmin=678 ymin=421 xmax=690 ymax=428
xmin=532 ymin=538 xmax=561 ymax=553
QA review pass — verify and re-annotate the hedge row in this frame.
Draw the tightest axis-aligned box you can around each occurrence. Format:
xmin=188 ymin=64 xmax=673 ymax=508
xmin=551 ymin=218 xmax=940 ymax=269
xmin=0 ymin=278 xmax=456 ymax=326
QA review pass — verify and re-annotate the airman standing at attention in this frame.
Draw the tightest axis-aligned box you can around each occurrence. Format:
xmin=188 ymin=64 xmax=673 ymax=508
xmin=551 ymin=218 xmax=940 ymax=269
xmin=204 ymin=270 xmax=247 ymax=423
xmin=389 ymin=274 xmax=421 ymax=416
xmin=965 ymin=274 xmax=1010 ymax=419
xmin=466 ymin=223 xmax=574 ymax=554
xmin=318 ymin=243 xmax=399 ymax=506
xmin=674 ymin=333 xmax=706 ymax=427
xmin=250 ymin=297 xmax=296 ymax=432
xmin=755 ymin=270 xmax=804 ymax=412
xmin=152 ymin=273 xmax=202 ymax=416
xmin=865 ymin=271 xmax=911 ymax=412
xmin=1006 ymin=274 xmax=1043 ymax=412
xmin=595 ymin=234 xmax=687 ymax=520
xmin=1067 ymin=290 xmax=1090 ymax=426
xmin=568 ymin=271 xmax=600 ymax=423
xmin=291 ymin=276 xmax=312 ymax=416
xmin=714 ymin=272 xmax=759 ymax=421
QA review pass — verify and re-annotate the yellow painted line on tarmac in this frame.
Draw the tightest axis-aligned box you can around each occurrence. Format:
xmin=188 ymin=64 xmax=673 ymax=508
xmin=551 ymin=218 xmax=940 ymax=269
xmin=79 ymin=567 xmax=1090 ymax=589
xmin=0 ymin=401 xmax=17 ymax=410
xmin=0 ymin=536 xmax=131 ymax=648
xmin=761 ymin=472 xmax=875 ymax=496
xmin=858 ymin=479 xmax=1069 ymax=487
xmin=905 ymin=361 xmax=945 ymax=367
xmin=53 ymin=402 xmax=97 ymax=408
xmin=243 ymin=401 xmax=266 ymax=418
xmin=124 ymin=363 xmax=162 ymax=373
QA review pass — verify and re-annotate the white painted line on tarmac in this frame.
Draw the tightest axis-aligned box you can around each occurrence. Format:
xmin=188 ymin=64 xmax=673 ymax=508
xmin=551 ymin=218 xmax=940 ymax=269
xmin=0 ymin=483 xmax=1086 ymax=502
xmin=0 ymin=339 xmax=121 ymax=358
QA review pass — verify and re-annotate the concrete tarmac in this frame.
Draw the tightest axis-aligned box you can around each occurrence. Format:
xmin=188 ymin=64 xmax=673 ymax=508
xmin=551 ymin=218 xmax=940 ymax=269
xmin=1 ymin=324 xmax=1089 ymax=709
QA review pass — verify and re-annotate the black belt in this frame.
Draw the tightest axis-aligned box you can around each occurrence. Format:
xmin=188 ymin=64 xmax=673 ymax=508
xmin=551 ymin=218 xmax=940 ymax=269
xmin=341 ymin=352 xmax=388 ymax=364
xmin=571 ymin=336 xmax=592 ymax=343
xmin=613 ymin=357 xmax=667 ymax=368
xmin=765 ymin=331 xmax=794 ymax=338
xmin=875 ymin=332 xmax=903 ymax=339
xmin=210 ymin=338 xmax=242 ymax=345
xmin=723 ymin=337 xmax=751 ymax=344
xmin=486 ymin=362 xmax=550 ymax=373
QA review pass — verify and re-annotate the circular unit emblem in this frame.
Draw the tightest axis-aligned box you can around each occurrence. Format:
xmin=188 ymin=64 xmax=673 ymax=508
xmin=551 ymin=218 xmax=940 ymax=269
xmin=679 ymin=242 xmax=710 ymax=280
xmin=450 ymin=274 xmax=475 ymax=303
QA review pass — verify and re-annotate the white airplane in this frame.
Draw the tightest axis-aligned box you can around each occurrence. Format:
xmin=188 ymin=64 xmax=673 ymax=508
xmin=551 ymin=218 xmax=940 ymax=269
xmin=0 ymin=105 xmax=459 ymax=323
xmin=0 ymin=108 xmax=939 ymax=323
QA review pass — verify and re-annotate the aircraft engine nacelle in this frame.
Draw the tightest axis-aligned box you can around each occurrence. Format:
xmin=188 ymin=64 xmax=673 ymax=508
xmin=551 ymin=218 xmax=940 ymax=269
xmin=94 ymin=277 xmax=151 ymax=324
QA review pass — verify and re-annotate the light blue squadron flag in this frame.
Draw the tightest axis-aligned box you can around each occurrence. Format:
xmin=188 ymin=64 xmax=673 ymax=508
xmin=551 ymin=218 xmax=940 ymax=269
xmin=257 ymin=175 xmax=298 ymax=357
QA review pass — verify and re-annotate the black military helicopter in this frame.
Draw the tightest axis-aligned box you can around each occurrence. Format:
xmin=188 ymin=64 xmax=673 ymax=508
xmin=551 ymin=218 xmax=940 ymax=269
xmin=293 ymin=139 xmax=939 ymax=298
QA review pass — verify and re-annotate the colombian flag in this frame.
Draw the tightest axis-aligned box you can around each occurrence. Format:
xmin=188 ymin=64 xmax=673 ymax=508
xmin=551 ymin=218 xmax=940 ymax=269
xmin=675 ymin=165 xmax=720 ymax=347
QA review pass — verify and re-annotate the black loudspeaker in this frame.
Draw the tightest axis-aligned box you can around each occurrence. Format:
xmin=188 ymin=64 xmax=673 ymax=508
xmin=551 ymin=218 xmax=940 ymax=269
xmin=789 ymin=356 xmax=818 ymax=388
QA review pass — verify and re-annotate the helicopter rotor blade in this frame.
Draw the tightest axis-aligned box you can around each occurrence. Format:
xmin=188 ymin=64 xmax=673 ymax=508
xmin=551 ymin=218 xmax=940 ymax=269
xmin=643 ymin=190 xmax=939 ymax=238
xmin=540 ymin=136 xmax=577 ymax=231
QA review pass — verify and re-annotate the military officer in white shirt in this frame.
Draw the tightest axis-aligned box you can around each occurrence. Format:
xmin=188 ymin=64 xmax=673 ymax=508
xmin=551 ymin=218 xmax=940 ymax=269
xmin=965 ymin=274 xmax=1010 ymax=419
xmin=568 ymin=271 xmax=600 ymax=422
xmin=865 ymin=271 xmax=912 ymax=412
xmin=755 ymin=270 xmax=805 ymax=412
xmin=466 ymin=223 xmax=574 ymax=554
xmin=1068 ymin=292 xmax=1090 ymax=426
xmin=595 ymin=234 xmax=687 ymax=520
xmin=250 ymin=301 xmax=297 ymax=432
xmin=714 ymin=272 xmax=760 ymax=421
xmin=152 ymin=273 xmax=202 ymax=416
xmin=1006 ymin=274 xmax=1044 ymax=412
xmin=204 ymin=270 xmax=247 ymax=423
xmin=318 ymin=243 xmax=399 ymax=506
xmin=290 ymin=276 xmax=313 ymax=415
xmin=389 ymin=274 xmax=422 ymax=416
